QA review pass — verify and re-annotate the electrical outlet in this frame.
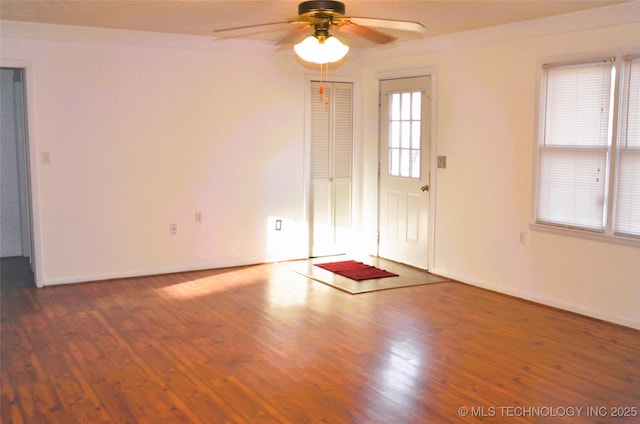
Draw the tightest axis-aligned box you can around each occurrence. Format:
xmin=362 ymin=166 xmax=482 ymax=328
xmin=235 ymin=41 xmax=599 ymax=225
xmin=195 ymin=212 xmax=202 ymax=223
xmin=42 ymin=151 xmax=51 ymax=165
xmin=170 ymin=223 xmax=177 ymax=235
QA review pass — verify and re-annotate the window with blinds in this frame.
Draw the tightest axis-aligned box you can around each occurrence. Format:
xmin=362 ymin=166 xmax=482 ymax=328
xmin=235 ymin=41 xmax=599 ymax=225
xmin=535 ymin=55 xmax=640 ymax=241
xmin=615 ymin=56 xmax=640 ymax=237
xmin=537 ymin=59 xmax=614 ymax=231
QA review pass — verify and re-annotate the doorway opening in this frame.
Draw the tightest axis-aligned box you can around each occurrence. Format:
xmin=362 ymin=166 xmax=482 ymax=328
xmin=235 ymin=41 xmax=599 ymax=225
xmin=1 ymin=67 xmax=35 ymax=283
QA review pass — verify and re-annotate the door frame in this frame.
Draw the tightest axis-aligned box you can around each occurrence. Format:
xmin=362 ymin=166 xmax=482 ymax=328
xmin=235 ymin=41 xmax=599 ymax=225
xmin=376 ymin=68 xmax=438 ymax=269
xmin=303 ymin=73 xmax=361 ymax=258
xmin=2 ymin=59 xmax=43 ymax=287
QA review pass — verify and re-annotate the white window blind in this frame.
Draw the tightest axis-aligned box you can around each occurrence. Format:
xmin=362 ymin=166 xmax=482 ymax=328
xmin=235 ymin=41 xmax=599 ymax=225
xmin=615 ymin=56 xmax=640 ymax=237
xmin=536 ymin=59 xmax=615 ymax=231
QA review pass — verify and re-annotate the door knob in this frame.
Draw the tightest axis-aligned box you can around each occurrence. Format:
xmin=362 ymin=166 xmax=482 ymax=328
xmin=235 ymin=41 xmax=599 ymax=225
xmin=421 ymin=185 xmax=429 ymax=192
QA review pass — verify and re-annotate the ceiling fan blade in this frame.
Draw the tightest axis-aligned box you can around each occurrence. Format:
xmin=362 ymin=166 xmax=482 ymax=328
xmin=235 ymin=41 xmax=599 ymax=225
xmin=336 ymin=23 xmax=396 ymax=45
xmin=212 ymin=21 xmax=292 ymax=38
xmin=348 ymin=17 xmax=427 ymax=34
xmin=276 ymin=24 xmax=313 ymax=45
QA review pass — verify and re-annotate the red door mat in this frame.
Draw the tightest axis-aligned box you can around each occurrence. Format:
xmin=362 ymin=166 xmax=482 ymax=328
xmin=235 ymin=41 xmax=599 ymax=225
xmin=315 ymin=260 xmax=399 ymax=281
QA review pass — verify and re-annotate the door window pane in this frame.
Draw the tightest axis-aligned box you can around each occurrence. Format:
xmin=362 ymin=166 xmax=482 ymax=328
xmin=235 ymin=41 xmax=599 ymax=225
xmin=390 ymin=148 xmax=399 ymax=176
xmin=388 ymin=90 xmax=422 ymax=178
xmin=391 ymin=93 xmax=401 ymax=120
xmin=390 ymin=121 xmax=400 ymax=148
xmin=411 ymin=151 xmax=421 ymax=178
xmin=401 ymin=121 xmax=411 ymax=148
xmin=400 ymin=149 xmax=410 ymax=177
xmin=412 ymin=122 xmax=421 ymax=149
xmin=412 ymin=92 xmax=421 ymax=120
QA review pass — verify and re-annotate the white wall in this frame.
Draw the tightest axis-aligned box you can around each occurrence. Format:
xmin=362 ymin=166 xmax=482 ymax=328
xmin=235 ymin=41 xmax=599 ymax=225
xmin=358 ymin=3 xmax=640 ymax=329
xmin=0 ymin=23 xmax=340 ymax=284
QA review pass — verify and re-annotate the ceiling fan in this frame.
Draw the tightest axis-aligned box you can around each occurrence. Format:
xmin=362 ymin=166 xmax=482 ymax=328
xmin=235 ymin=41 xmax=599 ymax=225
xmin=212 ymin=1 xmax=427 ymax=63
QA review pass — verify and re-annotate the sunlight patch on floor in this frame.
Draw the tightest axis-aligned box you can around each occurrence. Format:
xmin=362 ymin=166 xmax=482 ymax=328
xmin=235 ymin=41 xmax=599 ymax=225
xmin=266 ymin=280 xmax=309 ymax=307
xmin=155 ymin=274 xmax=257 ymax=299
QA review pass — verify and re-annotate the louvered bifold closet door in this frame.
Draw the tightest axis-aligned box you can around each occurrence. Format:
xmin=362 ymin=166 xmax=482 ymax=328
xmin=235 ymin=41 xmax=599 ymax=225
xmin=310 ymin=81 xmax=353 ymax=256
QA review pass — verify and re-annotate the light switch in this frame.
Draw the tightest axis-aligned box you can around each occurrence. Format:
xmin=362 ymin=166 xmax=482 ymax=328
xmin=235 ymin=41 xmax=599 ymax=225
xmin=437 ymin=156 xmax=447 ymax=169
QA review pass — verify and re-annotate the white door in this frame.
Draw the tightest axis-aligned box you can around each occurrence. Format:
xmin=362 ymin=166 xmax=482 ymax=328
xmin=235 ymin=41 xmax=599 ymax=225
xmin=310 ymin=81 xmax=353 ymax=257
xmin=378 ymin=76 xmax=431 ymax=269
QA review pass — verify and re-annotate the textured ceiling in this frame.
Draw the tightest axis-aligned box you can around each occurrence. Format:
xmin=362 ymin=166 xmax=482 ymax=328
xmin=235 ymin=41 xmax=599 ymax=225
xmin=0 ymin=0 xmax=628 ymax=43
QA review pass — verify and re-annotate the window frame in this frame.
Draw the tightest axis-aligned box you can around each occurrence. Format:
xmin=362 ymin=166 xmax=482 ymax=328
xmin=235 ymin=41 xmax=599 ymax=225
xmin=387 ymin=90 xmax=423 ymax=179
xmin=613 ymin=54 xmax=640 ymax=238
xmin=531 ymin=53 xmax=640 ymax=248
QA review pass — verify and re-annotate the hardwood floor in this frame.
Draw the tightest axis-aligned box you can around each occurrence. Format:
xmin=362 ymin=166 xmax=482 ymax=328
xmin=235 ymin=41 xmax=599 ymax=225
xmin=2 ymin=257 xmax=639 ymax=423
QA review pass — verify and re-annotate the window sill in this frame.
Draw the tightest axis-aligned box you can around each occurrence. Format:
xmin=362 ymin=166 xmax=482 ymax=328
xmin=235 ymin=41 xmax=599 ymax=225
xmin=529 ymin=223 xmax=640 ymax=249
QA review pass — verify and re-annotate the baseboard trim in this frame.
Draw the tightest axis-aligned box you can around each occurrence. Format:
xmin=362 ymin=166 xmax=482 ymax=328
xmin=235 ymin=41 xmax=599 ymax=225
xmin=42 ymin=255 xmax=308 ymax=287
xmin=430 ymin=267 xmax=640 ymax=331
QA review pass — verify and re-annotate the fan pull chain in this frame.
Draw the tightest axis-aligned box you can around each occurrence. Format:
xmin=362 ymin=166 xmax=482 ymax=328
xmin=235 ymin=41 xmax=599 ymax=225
xmin=324 ymin=63 xmax=330 ymax=105
xmin=319 ymin=63 xmax=324 ymax=96
xmin=317 ymin=64 xmax=330 ymax=105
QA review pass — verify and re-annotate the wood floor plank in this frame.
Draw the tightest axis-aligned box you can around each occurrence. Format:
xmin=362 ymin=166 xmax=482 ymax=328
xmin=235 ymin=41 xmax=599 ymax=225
xmin=2 ymin=257 xmax=639 ymax=423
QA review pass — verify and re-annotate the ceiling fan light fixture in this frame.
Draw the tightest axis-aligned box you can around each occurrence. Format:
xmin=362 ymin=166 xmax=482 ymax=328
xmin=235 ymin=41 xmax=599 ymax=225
xmin=294 ymin=35 xmax=349 ymax=64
